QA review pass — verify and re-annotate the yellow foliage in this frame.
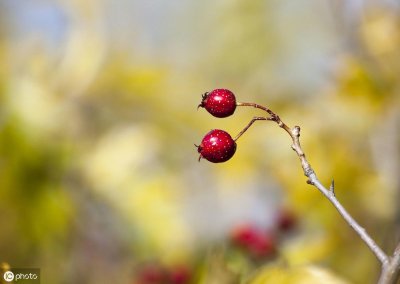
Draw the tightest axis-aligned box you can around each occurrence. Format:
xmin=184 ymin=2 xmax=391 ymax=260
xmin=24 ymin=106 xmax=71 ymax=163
xmin=280 ymin=233 xmax=335 ymax=266
xmin=129 ymin=178 xmax=192 ymax=263
xmin=248 ymin=264 xmax=350 ymax=284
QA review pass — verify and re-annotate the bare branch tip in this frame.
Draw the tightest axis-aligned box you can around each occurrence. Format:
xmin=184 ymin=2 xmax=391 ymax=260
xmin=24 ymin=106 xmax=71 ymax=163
xmin=292 ymin=126 xmax=301 ymax=136
xmin=329 ymin=179 xmax=336 ymax=196
xmin=330 ymin=179 xmax=335 ymax=190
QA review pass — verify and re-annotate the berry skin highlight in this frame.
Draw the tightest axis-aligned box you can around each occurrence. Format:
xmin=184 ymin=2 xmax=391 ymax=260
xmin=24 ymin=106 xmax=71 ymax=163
xmin=196 ymin=129 xmax=236 ymax=163
xmin=198 ymin=89 xmax=237 ymax=118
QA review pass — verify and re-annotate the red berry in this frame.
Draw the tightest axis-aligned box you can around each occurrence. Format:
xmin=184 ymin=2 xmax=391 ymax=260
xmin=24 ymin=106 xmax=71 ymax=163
xmin=168 ymin=266 xmax=191 ymax=284
xmin=231 ymin=224 xmax=276 ymax=258
xmin=134 ymin=264 xmax=168 ymax=284
xmin=198 ymin=89 xmax=237 ymax=118
xmin=196 ymin=129 xmax=236 ymax=163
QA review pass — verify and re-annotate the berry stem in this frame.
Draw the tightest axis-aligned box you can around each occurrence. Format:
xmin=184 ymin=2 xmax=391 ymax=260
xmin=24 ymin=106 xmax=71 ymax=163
xmin=234 ymin=117 xmax=269 ymax=141
xmin=236 ymin=102 xmax=293 ymax=137
xmin=236 ymin=102 xmax=275 ymax=117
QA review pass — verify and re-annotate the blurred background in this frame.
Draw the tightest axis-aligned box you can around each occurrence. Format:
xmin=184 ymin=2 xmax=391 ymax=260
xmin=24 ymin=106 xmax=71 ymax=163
xmin=1 ymin=0 xmax=400 ymax=283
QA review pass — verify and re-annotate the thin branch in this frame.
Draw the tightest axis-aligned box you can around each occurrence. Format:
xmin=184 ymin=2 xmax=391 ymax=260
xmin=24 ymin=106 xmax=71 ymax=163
xmin=236 ymin=102 xmax=275 ymax=117
xmin=378 ymin=243 xmax=400 ymax=284
xmin=237 ymin=101 xmax=390 ymax=266
xmin=234 ymin=100 xmax=400 ymax=282
xmin=285 ymin=123 xmax=389 ymax=265
xmin=329 ymin=179 xmax=335 ymax=195
xmin=310 ymin=176 xmax=389 ymax=265
xmin=234 ymin=116 xmax=270 ymax=141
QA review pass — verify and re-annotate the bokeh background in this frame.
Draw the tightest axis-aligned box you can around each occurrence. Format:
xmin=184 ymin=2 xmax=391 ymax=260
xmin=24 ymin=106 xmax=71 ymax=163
xmin=1 ymin=0 xmax=400 ymax=283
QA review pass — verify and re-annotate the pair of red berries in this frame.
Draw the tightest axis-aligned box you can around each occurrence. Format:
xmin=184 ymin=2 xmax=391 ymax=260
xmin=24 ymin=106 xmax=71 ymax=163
xmin=196 ymin=89 xmax=238 ymax=163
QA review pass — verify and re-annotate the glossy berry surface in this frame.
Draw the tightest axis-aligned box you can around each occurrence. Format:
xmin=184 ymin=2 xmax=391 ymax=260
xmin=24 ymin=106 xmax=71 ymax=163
xmin=197 ymin=129 xmax=236 ymax=163
xmin=198 ymin=89 xmax=236 ymax=118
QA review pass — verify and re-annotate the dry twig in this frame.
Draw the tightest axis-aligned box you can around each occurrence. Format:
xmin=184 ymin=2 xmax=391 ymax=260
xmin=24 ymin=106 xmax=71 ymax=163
xmin=235 ymin=102 xmax=400 ymax=284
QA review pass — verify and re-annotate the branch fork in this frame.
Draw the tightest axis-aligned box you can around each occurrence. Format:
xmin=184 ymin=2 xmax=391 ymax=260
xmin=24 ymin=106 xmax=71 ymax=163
xmin=234 ymin=101 xmax=400 ymax=283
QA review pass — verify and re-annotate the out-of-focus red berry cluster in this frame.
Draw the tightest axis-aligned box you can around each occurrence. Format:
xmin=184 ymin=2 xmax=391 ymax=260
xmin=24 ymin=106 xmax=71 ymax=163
xmin=134 ymin=263 xmax=191 ymax=284
xmin=231 ymin=224 xmax=276 ymax=258
xmin=230 ymin=209 xmax=298 ymax=259
xmin=133 ymin=210 xmax=297 ymax=283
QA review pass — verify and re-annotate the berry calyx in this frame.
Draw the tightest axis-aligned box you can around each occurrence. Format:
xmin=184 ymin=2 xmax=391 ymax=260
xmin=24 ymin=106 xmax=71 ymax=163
xmin=198 ymin=89 xmax=237 ymax=118
xmin=196 ymin=129 xmax=236 ymax=163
